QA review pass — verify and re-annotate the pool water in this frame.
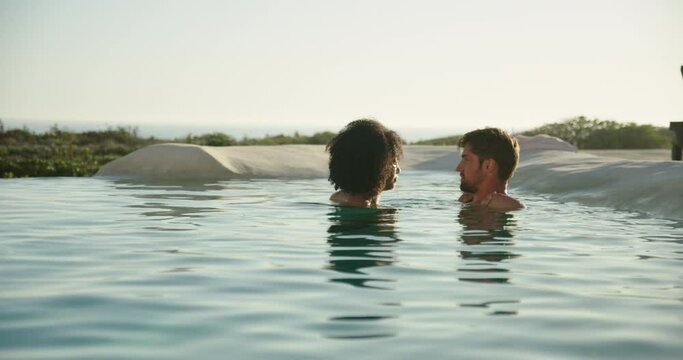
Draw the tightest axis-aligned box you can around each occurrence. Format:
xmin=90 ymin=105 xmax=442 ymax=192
xmin=1 ymin=172 xmax=682 ymax=359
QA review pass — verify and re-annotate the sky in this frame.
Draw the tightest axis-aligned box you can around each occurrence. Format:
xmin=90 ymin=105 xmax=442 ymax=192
xmin=1 ymin=0 xmax=682 ymax=141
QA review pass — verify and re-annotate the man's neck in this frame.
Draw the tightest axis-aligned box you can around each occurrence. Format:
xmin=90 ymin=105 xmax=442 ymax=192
xmin=472 ymin=179 xmax=508 ymax=202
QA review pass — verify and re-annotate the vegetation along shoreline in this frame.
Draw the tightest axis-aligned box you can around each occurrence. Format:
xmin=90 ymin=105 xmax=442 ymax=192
xmin=0 ymin=117 xmax=674 ymax=178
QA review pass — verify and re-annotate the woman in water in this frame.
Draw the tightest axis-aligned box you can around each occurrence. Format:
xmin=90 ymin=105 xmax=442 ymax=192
xmin=326 ymin=119 xmax=403 ymax=208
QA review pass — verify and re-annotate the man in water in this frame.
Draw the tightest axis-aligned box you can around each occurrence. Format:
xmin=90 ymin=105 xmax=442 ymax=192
xmin=456 ymin=128 xmax=524 ymax=211
xmin=326 ymin=119 xmax=403 ymax=208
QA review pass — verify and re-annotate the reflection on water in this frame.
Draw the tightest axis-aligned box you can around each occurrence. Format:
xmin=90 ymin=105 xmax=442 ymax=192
xmin=326 ymin=207 xmax=400 ymax=290
xmin=112 ymin=178 xmax=228 ymax=192
xmin=111 ymin=179 xmax=226 ymax=230
xmin=457 ymin=205 xmax=520 ymax=315
xmin=127 ymin=203 xmax=220 ymax=220
xmin=324 ymin=206 xmax=400 ymax=339
xmin=4 ymin=175 xmax=683 ymax=357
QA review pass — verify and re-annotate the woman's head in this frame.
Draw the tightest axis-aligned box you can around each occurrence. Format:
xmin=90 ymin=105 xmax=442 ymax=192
xmin=326 ymin=119 xmax=403 ymax=198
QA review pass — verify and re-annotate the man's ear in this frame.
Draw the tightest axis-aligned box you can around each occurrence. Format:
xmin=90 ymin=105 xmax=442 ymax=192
xmin=482 ymin=158 xmax=498 ymax=174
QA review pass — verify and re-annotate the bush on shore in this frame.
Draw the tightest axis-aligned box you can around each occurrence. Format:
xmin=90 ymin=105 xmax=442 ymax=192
xmin=412 ymin=135 xmax=462 ymax=146
xmin=521 ymin=116 xmax=671 ymax=149
xmin=0 ymin=121 xmax=338 ymax=178
xmin=1 ymin=117 xmax=674 ymax=178
xmin=0 ymin=124 xmax=157 ymax=178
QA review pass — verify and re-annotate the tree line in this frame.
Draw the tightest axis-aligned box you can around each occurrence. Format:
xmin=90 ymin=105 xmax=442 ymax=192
xmin=0 ymin=120 xmax=336 ymax=177
xmin=0 ymin=116 xmax=674 ymax=177
xmin=521 ymin=116 xmax=671 ymax=149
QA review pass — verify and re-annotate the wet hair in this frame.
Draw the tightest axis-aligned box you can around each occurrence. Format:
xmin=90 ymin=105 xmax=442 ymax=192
xmin=326 ymin=119 xmax=403 ymax=198
xmin=458 ymin=128 xmax=519 ymax=181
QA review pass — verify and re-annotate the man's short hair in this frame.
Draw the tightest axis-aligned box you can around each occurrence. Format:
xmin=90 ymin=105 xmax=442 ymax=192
xmin=326 ymin=119 xmax=403 ymax=197
xmin=458 ymin=128 xmax=519 ymax=181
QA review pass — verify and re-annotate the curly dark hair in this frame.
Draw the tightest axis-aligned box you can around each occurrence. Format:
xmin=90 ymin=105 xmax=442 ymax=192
xmin=458 ymin=128 xmax=519 ymax=181
xmin=326 ymin=119 xmax=403 ymax=198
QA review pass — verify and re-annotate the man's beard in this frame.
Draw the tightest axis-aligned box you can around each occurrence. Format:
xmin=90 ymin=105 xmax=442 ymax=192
xmin=459 ymin=181 xmax=476 ymax=193
xmin=459 ymin=173 xmax=480 ymax=193
xmin=459 ymin=170 xmax=483 ymax=194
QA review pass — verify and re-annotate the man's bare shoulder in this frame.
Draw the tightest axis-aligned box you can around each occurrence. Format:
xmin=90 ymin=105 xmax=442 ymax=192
xmin=484 ymin=193 xmax=524 ymax=211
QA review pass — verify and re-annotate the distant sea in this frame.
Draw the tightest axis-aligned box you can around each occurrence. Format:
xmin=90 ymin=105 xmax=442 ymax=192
xmin=1 ymin=118 xmax=473 ymax=143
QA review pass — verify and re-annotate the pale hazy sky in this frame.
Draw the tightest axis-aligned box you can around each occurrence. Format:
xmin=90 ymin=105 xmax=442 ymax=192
xmin=1 ymin=0 xmax=682 ymax=139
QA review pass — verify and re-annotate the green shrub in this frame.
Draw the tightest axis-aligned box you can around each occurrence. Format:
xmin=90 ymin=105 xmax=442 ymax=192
xmin=413 ymin=135 xmax=462 ymax=146
xmin=522 ymin=116 xmax=670 ymax=149
xmin=183 ymin=132 xmax=237 ymax=146
xmin=0 ymin=126 xmax=342 ymax=178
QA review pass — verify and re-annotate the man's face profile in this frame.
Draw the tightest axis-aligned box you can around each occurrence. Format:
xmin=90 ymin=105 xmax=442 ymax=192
xmin=456 ymin=146 xmax=484 ymax=193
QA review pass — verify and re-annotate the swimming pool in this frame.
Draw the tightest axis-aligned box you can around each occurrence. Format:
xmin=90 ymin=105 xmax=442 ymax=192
xmin=1 ymin=172 xmax=682 ymax=359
